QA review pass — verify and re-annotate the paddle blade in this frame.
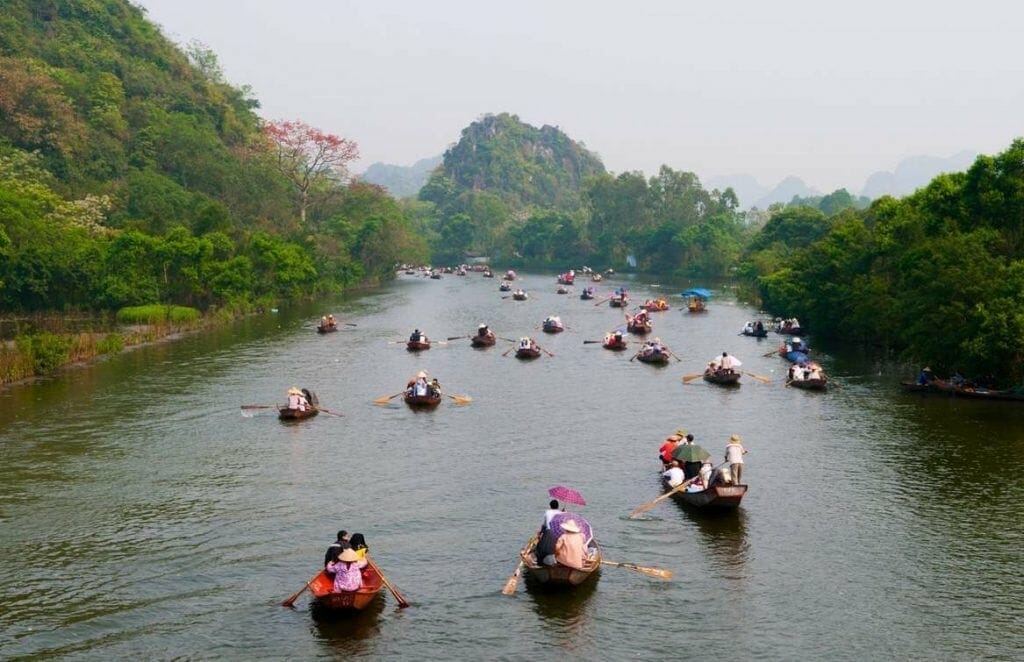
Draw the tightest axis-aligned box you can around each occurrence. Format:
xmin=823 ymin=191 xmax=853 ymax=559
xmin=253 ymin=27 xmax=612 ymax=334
xmin=501 ymin=565 xmax=524 ymax=595
xmin=632 ymin=565 xmax=673 ymax=580
xmin=681 ymin=373 xmax=703 ymax=383
xmin=453 ymin=395 xmax=472 ymax=404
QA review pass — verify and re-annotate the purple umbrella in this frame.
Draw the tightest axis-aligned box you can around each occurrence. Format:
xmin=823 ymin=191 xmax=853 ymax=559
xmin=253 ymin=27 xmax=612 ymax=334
xmin=549 ymin=512 xmax=593 ymax=543
xmin=548 ymin=485 xmax=586 ymax=506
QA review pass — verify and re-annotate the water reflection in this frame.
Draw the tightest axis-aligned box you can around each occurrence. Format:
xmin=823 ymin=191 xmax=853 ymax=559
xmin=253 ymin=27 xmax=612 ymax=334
xmin=310 ymin=595 xmax=385 ymax=655
xmin=528 ymin=575 xmax=598 ymax=651
xmin=679 ymin=507 xmax=750 ymax=578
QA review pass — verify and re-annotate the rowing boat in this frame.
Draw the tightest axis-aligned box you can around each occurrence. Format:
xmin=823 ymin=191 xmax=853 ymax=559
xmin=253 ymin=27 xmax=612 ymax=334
xmin=309 ymin=564 xmax=384 ymax=612
xmin=664 ymin=478 xmax=747 ymax=511
xmin=516 ymin=346 xmax=542 ymax=359
xmin=407 ymin=339 xmax=431 ymax=351
xmin=899 ymin=381 xmax=1024 ymax=401
xmin=521 ymin=538 xmax=601 ymax=589
xmin=625 ymin=315 xmax=652 ymax=335
xmin=703 ymin=370 xmax=741 ymax=385
xmin=279 ymin=388 xmax=320 ymax=420
xmin=636 ymin=348 xmax=670 ymax=364
xmin=317 ymin=324 xmax=338 ymax=334
xmin=788 ymin=377 xmax=827 ymax=391
xmin=404 ymin=391 xmax=442 ymax=408
xmin=471 ymin=333 xmax=497 ymax=348
xmin=603 ymin=334 xmax=628 ymax=350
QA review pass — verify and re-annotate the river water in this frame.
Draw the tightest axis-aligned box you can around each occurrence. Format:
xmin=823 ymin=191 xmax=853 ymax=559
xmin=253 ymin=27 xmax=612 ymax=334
xmin=0 ymin=272 xmax=1021 ymax=660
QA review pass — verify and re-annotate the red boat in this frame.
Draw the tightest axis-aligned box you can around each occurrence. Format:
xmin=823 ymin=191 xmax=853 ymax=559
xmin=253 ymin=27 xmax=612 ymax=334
xmin=406 ymin=339 xmax=431 ymax=351
xmin=557 ymin=271 xmax=575 ymax=285
xmin=603 ymin=333 xmax=629 ymax=350
xmin=641 ymin=298 xmax=670 ymax=312
xmin=309 ymin=564 xmax=384 ymax=612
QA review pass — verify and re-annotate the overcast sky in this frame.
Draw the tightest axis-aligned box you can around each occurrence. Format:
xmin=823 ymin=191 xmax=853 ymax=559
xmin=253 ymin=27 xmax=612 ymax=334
xmin=136 ymin=0 xmax=1023 ymax=192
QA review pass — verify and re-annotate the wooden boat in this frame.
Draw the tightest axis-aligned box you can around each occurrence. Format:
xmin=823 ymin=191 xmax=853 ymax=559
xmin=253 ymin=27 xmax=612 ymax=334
xmin=404 ymin=269 xmax=415 ymax=275
xmin=471 ymin=333 xmax=497 ymax=348
xmin=442 ymin=266 xmax=453 ymax=273
xmin=483 ymin=270 xmax=494 ymax=278
xmin=608 ymin=296 xmax=629 ymax=308
xmin=681 ymin=288 xmax=712 ymax=313
xmin=557 ymin=273 xmax=575 ymax=285
xmin=407 ymin=339 xmax=431 ymax=351
xmin=556 ymin=286 xmax=570 ymax=294
xmin=499 ymin=282 xmax=512 ymax=292
xmin=625 ymin=315 xmax=652 ymax=335
xmin=636 ymin=348 xmax=670 ymax=364
xmin=777 ymin=325 xmax=803 ymax=335
xmin=404 ymin=391 xmax=442 ymax=408
xmin=641 ymin=298 xmax=670 ymax=312
xmin=542 ymin=320 xmax=564 ymax=333
xmin=603 ymin=334 xmax=628 ymax=350
xmin=664 ymin=478 xmax=747 ymax=511
xmin=317 ymin=324 xmax=338 ymax=334
xmin=687 ymin=299 xmax=707 ymax=313
xmin=580 ymin=287 xmax=595 ymax=300
xmin=512 ymin=291 xmax=528 ymax=301
xmin=788 ymin=377 xmax=827 ymax=391
xmin=516 ymin=345 xmax=542 ymax=359
xmin=309 ymin=564 xmax=384 ymax=612
xmin=899 ymin=381 xmax=1024 ymax=401
xmin=430 ymin=271 xmax=442 ymax=279
xmin=591 ymin=273 xmax=603 ymax=282
xmin=521 ymin=538 xmax=601 ymax=589
xmin=278 ymin=405 xmax=319 ymax=421
xmin=503 ymin=270 xmax=517 ymax=281
xmin=703 ymin=370 xmax=741 ymax=385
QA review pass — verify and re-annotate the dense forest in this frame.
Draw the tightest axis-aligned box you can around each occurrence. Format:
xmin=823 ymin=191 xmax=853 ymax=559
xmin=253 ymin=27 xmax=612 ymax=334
xmin=741 ymin=139 xmax=1024 ymax=384
xmin=0 ymin=0 xmax=427 ymax=316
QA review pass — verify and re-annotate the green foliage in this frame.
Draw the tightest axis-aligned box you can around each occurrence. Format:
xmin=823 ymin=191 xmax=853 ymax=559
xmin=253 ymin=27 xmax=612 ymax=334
xmin=96 ymin=332 xmax=124 ymax=354
xmin=743 ymin=139 xmax=1024 ymax=384
xmin=16 ymin=332 xmax=71 ymax=374
xmin=116 ymin=304 xmax=200 ymax=325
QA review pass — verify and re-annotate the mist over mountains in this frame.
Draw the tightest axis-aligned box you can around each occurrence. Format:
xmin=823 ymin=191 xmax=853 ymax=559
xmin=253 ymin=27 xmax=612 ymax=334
xmin=359 ymin=155 xmax=442 ymax=198
xmin=706 ymin=150 xmax=978 ymax=209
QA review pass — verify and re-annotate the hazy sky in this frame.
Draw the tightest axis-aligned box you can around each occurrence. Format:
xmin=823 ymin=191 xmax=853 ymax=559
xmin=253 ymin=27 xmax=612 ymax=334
xmin=136 ymin=0 xmax=1023 ymax=192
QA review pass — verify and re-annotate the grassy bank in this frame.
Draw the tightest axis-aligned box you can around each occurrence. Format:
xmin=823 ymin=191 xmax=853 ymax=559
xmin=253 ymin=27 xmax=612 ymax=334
xmin=0 ymin=303 xmax=251 ymax=385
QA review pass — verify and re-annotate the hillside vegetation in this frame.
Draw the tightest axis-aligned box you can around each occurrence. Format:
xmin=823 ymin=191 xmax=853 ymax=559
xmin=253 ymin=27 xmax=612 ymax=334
xmin=0 ymin=0 xmax=426 ymax=315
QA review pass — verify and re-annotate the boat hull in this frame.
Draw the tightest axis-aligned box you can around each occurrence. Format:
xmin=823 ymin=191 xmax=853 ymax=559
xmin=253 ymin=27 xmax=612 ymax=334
xmin=407 ymin=340 xmax=431 ymax=351
xmin=316 ymin=325 xmax=338 ymax=334
xmin=522 ymin=542 xmax=601 ymax=589
xmin=703 ymin=371 xmax=741 ymax=385
xmin=512 ymin=293 xmax=528 ymax=301
xmin=608 ymin=298 xmax=629 ymax=308
xmin=310 ymin=566 xmax=384 ymax=612
xmin=741 ymin=329 xmax=768 ymax=338
xmin=278 ymin=407 xmax=319 ymax=421
xmin=542 ymin=325 xmax=564 ymax=334
xmin=788 ymin=378 xmax=827 ymax=391
xmin=404 ymin=393 xmax=442 ymax=408
xmin=666 ymin=482 xmax=747 ymax=511
xmin=516 ymin=347 xmax=542 ymax=359
xmin=471 ymin=334 xmax=497 ymax=348
xmin=636 ymin=351 xmax=670 ymax=364
xmin=899 ymin=381 xmax=1024 ymax=401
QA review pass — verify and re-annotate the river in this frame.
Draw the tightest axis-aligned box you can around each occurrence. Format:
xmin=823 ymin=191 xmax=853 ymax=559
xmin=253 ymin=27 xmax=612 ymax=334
xmin=0 ymin=272 xmax=1021 ymax=660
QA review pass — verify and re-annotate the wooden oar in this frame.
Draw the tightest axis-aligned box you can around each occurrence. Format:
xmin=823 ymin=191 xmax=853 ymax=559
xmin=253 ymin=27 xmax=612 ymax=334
xmin=681 ymin=372 xmax=705 ymax=383
xmin=763 ymin=348 xmax=782 ymax=357
xmin=498 ymin=337 xmax=518 ymax=343
xmin=374 ymin=391 xmax=405 ymax=405
xmin=537 ymin=344 xmax=555 ymax=357
xmin=241 ymin=404 xmax=276 ymax=409
xmin=583 ymin=340 xmax=607 ymax=344
xmin=502 ymin=347 xmax=516 ymax=357
xmin=280 ymin=572 xmax=318 ymax=607
xmin=628 ymin=351 xmax=641 ymax=362
xmin=446 ymin=335 xmax=468 ymax=341
xmin=502 ymin=534 xmax=538 ymax=595
xmin=593 ymin=297 xmax=611 ymax=306
xmin=365 ymin=556 xmax=410 ymax=608
xmin=442 ymin=392 xmax=473 ymax=404
xmin=600 ymin=560 xmax=673 ymax=580
xmin=744 ymin=371 xmax=771 ymax=383
xmin=344 ymin=322 xmax=358 ymax=327
xmin=313 ymin=406 xmax=344 ymax=417
xmin=628 ymin=474 xmax=702 ymax=518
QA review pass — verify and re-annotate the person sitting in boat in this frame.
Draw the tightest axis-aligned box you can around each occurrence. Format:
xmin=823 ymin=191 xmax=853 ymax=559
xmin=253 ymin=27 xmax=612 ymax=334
xmin=349 ymin=533 xmax=369 ymax=560
xmin=718 ymin=352 xmax=741 ymax=374
xmin=742 ymin=321 xmax=754 ymax=334
xmin=788 ymin=364 xmax=801 ymax=381
xmin=541 ymin=500 xmax=562 ymax=532
xmin=659 ymin=432 xmax=682 ymax=467
xmin=544 ymin=316 xmax=561 ymax=328
xmin=477 ymin=323 xmax=491 ymax=338
xmin=808 ymin=363 xmax=823 ymax=380
xmin=709 ymin=463 xmax=733 ymax=487
xmin=519 ymin=337 xmax=534 ymax=350
xmin=699 ymin=457 xmax=713 ymax=489
xmin=790 ymin=317 xmax=801 ymax=330
xmin=321 ymin=316 xmax=328 ymax=328
xmin=662 ymin=460 xmax=685 ymax=487
xmin=410 ymin=328 xmax=423 ymax=342
xmin=429 ymin=377 xmax=441 ymax=396
xmin=408 ymin=371 xmax=429 ymax=396
xmin=755 ymin=320 xmax=765 ymax=333
xmin=327 ymin=314 xmax=336 ymax=327
xmin=790 ymin=337 xmax=807 ymax=353
xmin=326 ymin=548 xmax=367 ymax=592
xmin=287 ymin=387 xmax=308 ymax=411
xmin=552 ymin=520 xmax=588 ymax=569
xmin=917 ymin=366 xmax=937 ymax=386
xmin=324 ymin=530 xmax=352 ymax=566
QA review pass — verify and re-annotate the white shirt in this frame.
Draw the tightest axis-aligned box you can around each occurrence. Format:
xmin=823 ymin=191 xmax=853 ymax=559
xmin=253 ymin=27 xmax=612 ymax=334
xmin=542 ymin=508 xmax=561 ymax=529
xmin=725 ymin=442 xmax=745 ymax=464
xmin=662 ymin=467 xmax=685 ymax=487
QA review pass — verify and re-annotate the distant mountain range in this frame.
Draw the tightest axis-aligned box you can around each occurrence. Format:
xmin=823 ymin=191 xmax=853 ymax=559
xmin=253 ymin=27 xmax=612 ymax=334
xmin=359 ymin=155 xmax=442 ymax=198
xmin=705 ymin=150 xmax=978 ymax=209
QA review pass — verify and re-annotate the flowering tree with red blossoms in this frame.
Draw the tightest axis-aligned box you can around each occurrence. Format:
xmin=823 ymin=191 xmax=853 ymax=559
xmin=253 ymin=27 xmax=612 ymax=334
xmin=264 ymin=119 xmax=359 ymax=225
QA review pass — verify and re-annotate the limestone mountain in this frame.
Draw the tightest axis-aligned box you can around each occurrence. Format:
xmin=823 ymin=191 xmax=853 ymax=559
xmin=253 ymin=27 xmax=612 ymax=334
xmin=360 ymin=155 xmax=442 ymax=198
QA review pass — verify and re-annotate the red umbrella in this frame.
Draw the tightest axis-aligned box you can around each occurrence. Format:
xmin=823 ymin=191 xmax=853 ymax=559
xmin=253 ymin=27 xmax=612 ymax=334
xmin=548 ymin=485 xmax=586 ymax=506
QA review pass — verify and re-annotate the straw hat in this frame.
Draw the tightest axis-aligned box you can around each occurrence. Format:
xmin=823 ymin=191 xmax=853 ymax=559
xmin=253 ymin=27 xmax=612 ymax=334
xmin=416 ymin=370 xmax=428 ymax=378
xmin=562 ymin=520 xmax=581 ymax=534
xmin=338 ymin=548 xmax=359 ymax=563
xmin=730 ymin=434 xmax=742 ymax=442
xmin=675 ymin=429 xmax=686 ymax=437
xmin=288 ymin=387 xmax=302 ymax=395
